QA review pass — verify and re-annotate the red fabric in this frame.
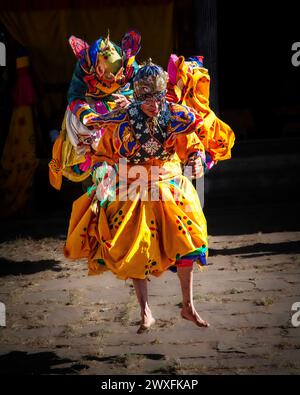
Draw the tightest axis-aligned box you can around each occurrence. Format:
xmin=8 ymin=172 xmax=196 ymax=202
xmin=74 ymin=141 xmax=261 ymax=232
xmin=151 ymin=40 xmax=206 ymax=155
xmin=13 ymin=67 xmax=36 ymax=107
xmin=176 ymin=259 xmax=193 ymax=268
xmin=166 ymin=82 xmax=179 ymax=103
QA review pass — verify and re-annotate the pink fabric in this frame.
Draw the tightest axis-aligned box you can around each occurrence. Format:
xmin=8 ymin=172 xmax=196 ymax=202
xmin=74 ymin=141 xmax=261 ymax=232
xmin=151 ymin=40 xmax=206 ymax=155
xmin=95 ymin=101 xmax=109 ymax=115
xmin=167 ymin=54 xmax=179 ymax=85
xmin=79 ymin=153 xmax=92 ymax=172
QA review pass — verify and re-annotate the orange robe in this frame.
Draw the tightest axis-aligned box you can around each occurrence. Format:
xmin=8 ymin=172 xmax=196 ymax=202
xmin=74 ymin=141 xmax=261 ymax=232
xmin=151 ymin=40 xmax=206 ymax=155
xmin=64 ymin=103 xmax=209 ymax=280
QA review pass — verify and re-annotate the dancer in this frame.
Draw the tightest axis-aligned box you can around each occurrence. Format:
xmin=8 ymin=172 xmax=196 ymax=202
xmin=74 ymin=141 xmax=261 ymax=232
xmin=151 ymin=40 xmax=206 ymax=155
xmin=64 ymin=61 xmax=234 ymax=333
xmin=49 ymin=30 xmax=141 ymax=190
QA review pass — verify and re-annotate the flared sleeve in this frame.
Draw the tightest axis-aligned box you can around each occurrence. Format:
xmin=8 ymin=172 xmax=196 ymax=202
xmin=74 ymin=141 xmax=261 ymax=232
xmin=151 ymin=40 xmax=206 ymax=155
xmin=91 ymin=125 xmax=120 ymax=167
xmin=167 ymin=55 xmax=235 ymax=163
xmin=174 ymin=132 xmax=205 ymax=164
xmin=68 ymin=62 xmax=102 ymax=127
xmin=166 ymin=102 xmax=205 ymax=163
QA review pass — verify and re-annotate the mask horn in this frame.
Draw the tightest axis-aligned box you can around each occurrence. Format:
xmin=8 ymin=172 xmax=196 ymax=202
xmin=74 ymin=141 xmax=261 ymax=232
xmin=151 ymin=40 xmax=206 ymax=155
xmin=69 ymin=36 xmax=89 ymax=60
xmin=103 ymin=30 xmax=110 ymax=50
xmin=121 ymin=30 xmax=141 ymax=58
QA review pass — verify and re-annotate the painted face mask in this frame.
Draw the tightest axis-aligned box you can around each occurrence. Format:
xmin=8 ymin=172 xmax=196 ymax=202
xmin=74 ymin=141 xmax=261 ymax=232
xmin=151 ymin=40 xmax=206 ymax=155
xmin=134 ymin=66 xmax=168 ymax=98
xmin=69 ymin=30 xmax=141 ymax=96
xmin=139 ymin=90 xmax=166 ymax=103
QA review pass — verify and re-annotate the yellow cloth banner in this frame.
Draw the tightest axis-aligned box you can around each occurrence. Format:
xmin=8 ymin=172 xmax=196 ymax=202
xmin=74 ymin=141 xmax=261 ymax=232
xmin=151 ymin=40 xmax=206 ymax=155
xmin=0 ymin=4 xmax=174 ymax=86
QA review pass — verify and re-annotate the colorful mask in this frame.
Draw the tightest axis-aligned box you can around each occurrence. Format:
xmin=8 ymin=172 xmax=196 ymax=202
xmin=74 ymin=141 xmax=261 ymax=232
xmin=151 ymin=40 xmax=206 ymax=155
xmin=133 ymin=62 xmax=168 ymax=100
xmin=69 ymin=30 xmax=141 ymax=88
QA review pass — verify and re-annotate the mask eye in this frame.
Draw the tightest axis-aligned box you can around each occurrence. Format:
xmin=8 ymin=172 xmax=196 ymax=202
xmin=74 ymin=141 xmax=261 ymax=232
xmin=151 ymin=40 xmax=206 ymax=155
xmin=138 ymin=91 xmax=166 ymax=104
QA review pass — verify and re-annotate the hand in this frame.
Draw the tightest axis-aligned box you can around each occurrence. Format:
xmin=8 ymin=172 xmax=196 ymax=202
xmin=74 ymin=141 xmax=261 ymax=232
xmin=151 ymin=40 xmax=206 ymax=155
xmin=112 ymin=94 xmax=131 ymax=109
xmin=186 ymin=156 xmax=204 ymax=179
xmin=92 ymin=163 xmax=116 ymax=184
xmin=94 ymin=164 xmax=117 ymax=204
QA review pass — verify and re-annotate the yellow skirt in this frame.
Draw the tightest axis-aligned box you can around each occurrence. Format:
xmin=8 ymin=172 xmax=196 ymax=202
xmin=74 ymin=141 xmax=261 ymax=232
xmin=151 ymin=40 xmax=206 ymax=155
xmin=64 ymin=174 xmax=208 ymax=280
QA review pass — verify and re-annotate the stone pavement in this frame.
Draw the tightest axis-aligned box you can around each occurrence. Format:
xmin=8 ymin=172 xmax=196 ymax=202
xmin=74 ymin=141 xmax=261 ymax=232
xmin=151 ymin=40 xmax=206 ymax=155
xmin=0 ymin=231 xmax=299 ymax=375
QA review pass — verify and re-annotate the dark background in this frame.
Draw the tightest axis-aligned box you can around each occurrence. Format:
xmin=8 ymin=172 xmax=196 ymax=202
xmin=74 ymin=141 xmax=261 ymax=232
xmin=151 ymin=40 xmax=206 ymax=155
xmin=217 ymin=1 xmax=300 ymax=140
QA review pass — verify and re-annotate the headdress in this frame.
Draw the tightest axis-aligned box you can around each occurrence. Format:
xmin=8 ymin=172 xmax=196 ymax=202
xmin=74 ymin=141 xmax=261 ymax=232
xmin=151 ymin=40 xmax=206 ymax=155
xmin=133 ymin=60 xmax=168 ymax=99
xmin=68 ymin=30 xmax=141 ymax=86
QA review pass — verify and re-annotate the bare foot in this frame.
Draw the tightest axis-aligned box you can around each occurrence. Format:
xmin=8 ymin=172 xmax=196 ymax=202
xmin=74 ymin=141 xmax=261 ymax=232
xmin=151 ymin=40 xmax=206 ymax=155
xmin=181 ymin=308 xmax=210 ymax=328
xmin=137 ymin=315 xmax=156 ymax=334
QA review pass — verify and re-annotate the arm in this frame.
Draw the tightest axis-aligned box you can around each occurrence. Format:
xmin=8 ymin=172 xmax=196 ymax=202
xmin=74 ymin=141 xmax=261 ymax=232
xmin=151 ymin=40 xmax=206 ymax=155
xmin=68 ymin=63 xmax=134 ymax=127
xmin=174 ymin=132 xmax=206 ymax=179
xmin=67 ymin=62 xmax=102 ymax=127
xmin=91 ymin=125 xmax=119 ymax=168
xmin=89 ymin=126 xmax=120 ymax=205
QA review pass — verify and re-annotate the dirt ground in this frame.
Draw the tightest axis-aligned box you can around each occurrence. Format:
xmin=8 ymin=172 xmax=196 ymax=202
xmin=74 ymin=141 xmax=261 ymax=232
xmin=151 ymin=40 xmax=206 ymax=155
xmin=0 ymin=228 xmax=300 ymax=375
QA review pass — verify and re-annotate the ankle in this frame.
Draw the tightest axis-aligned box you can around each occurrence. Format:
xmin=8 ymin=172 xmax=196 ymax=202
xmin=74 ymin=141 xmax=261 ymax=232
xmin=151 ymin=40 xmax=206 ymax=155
xmin=182 ymin=302 xmax=194 ymax=311
xmin=141 ymin=306 xmax=152 ymax=318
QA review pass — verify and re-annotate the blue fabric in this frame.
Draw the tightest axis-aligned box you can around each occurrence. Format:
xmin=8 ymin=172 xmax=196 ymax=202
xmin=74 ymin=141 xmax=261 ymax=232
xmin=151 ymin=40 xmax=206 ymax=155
xmin=133 ymin=64 xmax=164 ymax=83
xmin=186 ymin=56 xmax=204 ymax=68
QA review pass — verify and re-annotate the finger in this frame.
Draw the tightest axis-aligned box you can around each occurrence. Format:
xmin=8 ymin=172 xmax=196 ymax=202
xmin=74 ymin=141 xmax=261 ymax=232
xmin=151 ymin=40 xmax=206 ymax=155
xmin=192 ymin=170 xmax=203 ymax=179
xmin=187 ymin=158 xmax=201 ymax=165
xmin=192 ymin=164 xmax=203 ymax=174
xmin=191 ymin=173 xmax=203 ymax=180
xmin=115 ymin=99 xmax=126 ymax=105
xmin=194 ymin=164 xmax=203 ymax=172
xmin=188 ymin=164 xmax=202 ymax=173
xmin=186 ymin=162 xmax=196 ymax=168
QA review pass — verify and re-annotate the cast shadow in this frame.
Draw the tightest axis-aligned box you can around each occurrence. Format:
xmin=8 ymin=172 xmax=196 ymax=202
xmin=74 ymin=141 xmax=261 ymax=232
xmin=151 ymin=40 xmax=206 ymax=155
xmin=210 ymin=240 xmax=300 ymax=258
xmin=83 ymin=353 xmax=165 ymax=364
xmin=0 ymin=258 xmax=62 ymax=277
xmin=0 ymin=351 xmax=88 ymax=375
